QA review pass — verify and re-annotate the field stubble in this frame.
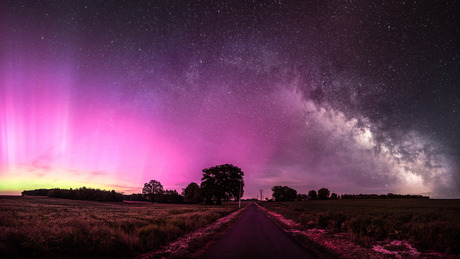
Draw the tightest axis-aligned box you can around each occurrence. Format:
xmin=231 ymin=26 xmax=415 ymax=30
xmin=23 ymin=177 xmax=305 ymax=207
xmin=260 ymin=199 xmax=460 ymax=256
xmin=0 ymin=196 xmax=238 ymax=258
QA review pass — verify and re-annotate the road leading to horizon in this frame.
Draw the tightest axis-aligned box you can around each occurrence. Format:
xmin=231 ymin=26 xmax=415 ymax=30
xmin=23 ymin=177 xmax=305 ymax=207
xmin=205 ymin=203 xmax=318 ymax=259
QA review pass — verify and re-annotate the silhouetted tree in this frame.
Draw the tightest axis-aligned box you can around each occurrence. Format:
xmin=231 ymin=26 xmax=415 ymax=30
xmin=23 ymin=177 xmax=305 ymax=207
xmin=272 ymin=186 xmax=297 ymax=201
xmin=142 ymin=180 xmax=164 ymax=202
xmin=308 ymin=190 xmax=317 ymax=200
xmin=182 ymin=182 xmax=201 ymax=203
xmin=318 ymin=188 xmax=330 ymax=200
xmin=330 ymin=193 xmax=338 ymax=200
xmin=200 ymin=164 xmax=244 ymax=205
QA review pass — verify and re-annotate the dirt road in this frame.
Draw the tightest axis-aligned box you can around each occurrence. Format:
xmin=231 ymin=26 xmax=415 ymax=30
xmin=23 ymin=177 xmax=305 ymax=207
xmin=205 ymin=203 xmax=317 ymax=259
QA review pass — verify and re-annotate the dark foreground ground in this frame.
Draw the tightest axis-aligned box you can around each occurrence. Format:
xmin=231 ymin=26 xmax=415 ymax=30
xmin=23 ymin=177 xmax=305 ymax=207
xmin=3 ymin=197 xmax=459 ymax=258
xmin=205 ymin=203 xmax=317 ymax=259
xmin=0 ymin=196 xmax=238 ymax=258
xmin=260 ymin=199 xmax=460 ymax=257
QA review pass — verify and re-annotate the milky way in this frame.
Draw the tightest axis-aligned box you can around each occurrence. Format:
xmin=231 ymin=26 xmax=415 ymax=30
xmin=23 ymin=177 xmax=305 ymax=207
xmin=1 ymin=1 xmax=459 ymax=198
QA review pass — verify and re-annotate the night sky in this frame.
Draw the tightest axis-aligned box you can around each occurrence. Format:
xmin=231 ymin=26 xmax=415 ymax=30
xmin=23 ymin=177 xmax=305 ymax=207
xmin=1 ymin=1 xmax=459 ymax=198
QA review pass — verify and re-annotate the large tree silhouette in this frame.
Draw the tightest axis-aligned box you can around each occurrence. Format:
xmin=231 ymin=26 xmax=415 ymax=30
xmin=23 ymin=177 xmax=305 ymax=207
xmin=200 ymin=164 xmax=244 ymax=205
xmin=142 ymin=180 xmax=164 ymax=202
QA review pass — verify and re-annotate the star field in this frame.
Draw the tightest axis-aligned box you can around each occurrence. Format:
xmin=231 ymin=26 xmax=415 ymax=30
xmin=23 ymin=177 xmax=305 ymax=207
xmin=1 ymin=1 xmax=459 ymax=198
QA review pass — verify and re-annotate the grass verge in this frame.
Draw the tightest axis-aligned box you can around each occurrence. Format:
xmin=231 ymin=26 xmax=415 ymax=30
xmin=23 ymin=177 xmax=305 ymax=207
xmin=259 ymin=199 xmax=460 ymax=256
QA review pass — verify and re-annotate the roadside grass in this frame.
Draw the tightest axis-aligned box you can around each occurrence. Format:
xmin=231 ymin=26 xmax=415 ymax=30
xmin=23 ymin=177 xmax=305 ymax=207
xmin=260 ymin=199 xmax=460 ymax=255
xmin=0 ymin=196 xmax=238 ymax=258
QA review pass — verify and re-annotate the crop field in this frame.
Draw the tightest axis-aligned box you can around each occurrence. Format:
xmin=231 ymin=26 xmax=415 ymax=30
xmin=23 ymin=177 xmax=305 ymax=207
xmin=260 ymin=199 xmax=460 ymax=255
xmin=0 ymin=196 xmax=238 ymax=258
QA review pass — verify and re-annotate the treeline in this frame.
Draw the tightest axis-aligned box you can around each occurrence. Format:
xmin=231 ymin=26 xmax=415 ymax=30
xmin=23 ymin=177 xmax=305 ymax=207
xmin=138 ymin=164 xmax=244 ymax=205
xmin=271 ymin=186 xmax=338 ymax=201
xmin=21 ymin=189 xmax=49 ymax=196
xmin=118 ymin=190 xmax=187 ymax=203
xmin=271 ymin=186 xmax=430 ymax=201
xmin=22 ymin=187 xmax=123 ymax=202
xmin=341 ymin=193 xmax=429 ymax=199
xmin=124 ymin=190 xmax=184 ymax=203
xmin=123 ymin=193 xmax=148 ymax=202
xmin=21 ymin=163 xmax=245 ymax=205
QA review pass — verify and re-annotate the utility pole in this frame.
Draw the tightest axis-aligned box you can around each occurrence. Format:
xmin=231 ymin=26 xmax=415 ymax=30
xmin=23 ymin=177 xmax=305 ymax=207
xmin=260 ymin=189 xmax=263 ymax=201
xmin=238 ymin=180 xmax=241 ymax=208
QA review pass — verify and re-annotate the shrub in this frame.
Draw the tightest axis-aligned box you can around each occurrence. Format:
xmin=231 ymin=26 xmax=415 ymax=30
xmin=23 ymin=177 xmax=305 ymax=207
xmin=298 ymin=213 xmax=315 ymax=228
xmin=139 ymin=224 xmax=168 ymax=248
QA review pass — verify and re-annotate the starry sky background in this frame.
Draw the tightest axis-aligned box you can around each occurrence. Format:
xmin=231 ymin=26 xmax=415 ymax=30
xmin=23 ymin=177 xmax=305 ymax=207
xmin=1 ymin=1 xmax=459 ymax=198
